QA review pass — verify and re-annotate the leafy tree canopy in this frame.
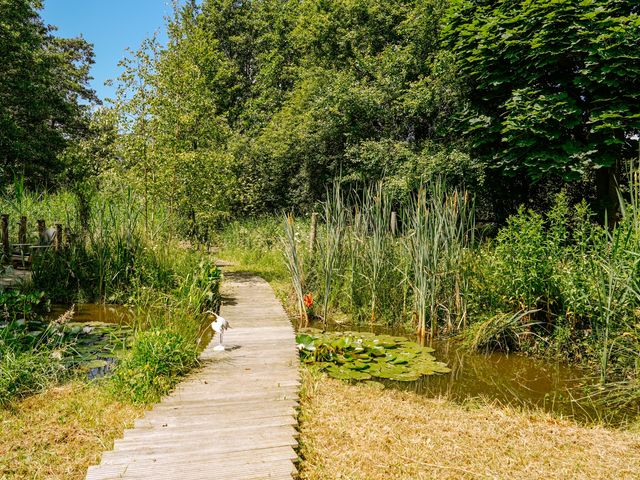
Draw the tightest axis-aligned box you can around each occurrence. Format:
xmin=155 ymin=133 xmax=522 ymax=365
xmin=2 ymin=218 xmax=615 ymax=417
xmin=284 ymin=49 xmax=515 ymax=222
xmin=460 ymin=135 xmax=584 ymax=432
xmin=445 ymin=0 xmax=640 ymax=181
xmin=0 ymin=0 xmax=98 ymax=187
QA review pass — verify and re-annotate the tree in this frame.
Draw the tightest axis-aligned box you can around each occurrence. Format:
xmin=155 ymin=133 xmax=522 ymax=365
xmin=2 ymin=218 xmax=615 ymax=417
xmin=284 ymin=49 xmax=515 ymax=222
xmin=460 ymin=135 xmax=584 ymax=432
xmin=445 ymin=0 xmax=640 ymax=215
xmin=0 ymin=0 xmax=98 ymax=187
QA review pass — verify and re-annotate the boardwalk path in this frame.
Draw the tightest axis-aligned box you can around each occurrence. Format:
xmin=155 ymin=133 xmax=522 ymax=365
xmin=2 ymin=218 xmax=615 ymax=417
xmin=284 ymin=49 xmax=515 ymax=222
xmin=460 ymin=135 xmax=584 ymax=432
xmin=86 ymin=273 xmax=300 ymax=480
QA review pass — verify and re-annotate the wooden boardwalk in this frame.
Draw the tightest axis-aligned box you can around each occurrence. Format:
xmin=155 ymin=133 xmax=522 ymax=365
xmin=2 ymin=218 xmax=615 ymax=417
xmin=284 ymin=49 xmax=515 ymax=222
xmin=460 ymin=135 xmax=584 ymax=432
xmin=86 ymin=273 xmax=300 ymax=480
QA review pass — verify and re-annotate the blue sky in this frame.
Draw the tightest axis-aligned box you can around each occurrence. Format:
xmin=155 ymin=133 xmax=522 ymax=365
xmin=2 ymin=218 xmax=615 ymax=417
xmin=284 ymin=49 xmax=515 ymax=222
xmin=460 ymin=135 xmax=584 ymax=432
xmin=41 ymin=0 xmax=176 ymax=102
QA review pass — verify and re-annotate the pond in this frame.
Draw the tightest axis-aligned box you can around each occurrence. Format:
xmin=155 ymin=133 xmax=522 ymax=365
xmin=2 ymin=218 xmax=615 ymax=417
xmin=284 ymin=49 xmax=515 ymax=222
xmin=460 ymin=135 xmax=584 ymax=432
xmin=45 ymin=304 xmax=135 ymax=379
xmin=47 ymin=303 xmax=134 ymax=325
xmin=307 ymin=321 xmax=631 ymax=425
xmin=45 ymin=304 xmax=216 ymax=377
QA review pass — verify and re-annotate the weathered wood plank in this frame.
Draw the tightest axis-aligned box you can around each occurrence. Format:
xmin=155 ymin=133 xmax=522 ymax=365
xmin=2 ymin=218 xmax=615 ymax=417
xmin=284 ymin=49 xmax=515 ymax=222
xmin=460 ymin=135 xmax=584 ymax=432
xmin=85 ymin=273 xmax=299 ymax=480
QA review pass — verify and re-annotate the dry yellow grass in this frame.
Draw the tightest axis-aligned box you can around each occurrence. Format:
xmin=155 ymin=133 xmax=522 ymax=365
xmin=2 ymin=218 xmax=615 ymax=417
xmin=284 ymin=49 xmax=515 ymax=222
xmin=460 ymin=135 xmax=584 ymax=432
xmin=0 ymin=382 xmax=144 ymax=480
xmin=298 ymin=371 xmax=640 ymax=480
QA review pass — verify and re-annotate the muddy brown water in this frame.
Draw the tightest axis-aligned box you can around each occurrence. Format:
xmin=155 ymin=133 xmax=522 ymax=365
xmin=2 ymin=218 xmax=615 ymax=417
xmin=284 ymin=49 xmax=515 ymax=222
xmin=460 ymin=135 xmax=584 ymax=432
xmin=308 ymin=321 xmax=635 ymax=425
xmin=47 ymin=303 xmax=216 ymax=352
xmin=47 ymin=303 xmax=134 ymax=324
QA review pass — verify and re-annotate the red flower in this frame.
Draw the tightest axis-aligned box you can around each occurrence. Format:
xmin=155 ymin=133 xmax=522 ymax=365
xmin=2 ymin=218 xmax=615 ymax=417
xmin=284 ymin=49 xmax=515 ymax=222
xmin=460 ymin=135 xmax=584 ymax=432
xmin=303 ymin=292 xmax=313 ymax=309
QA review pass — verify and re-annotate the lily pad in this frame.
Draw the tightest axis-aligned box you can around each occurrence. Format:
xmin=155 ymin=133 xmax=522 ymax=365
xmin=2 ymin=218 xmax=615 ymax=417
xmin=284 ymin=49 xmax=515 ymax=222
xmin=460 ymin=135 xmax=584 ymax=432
xmin=296 ymin=330 xmax=450 ymax=383
xmin=83 ymin=359 xmax=108 ymax=369
xmin=327 ymin=365 xmax=372 ymax=381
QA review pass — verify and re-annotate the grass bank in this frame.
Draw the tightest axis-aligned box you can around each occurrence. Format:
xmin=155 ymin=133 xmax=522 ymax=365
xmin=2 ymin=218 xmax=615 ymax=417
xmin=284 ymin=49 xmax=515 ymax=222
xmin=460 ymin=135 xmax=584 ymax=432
xmin=0 ymin=383 xmax=143 ymax=480
xmin=298 ymin=370 xmax=640 ymax=480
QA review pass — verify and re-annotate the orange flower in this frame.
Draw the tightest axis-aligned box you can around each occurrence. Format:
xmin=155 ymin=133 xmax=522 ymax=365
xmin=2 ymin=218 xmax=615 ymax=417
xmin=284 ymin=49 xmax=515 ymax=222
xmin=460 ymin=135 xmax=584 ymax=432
xmin=303 ymin=292 xmax=313 ymax=309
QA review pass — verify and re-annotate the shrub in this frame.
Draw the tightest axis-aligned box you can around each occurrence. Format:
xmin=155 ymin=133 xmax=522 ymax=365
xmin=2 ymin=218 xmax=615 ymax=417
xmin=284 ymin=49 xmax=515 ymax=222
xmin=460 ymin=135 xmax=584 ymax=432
xmin=110 ymin=330 xmax=199 ymax=404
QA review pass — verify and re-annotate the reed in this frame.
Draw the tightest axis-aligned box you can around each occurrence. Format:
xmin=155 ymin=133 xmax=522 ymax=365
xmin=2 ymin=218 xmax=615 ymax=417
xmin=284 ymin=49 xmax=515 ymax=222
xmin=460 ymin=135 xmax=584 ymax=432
xmin=404 ymin=181 xmax=474 ymax=337
xmin=359 ymin=183 xmax=392 ymax=324
xmin=316 ymin=184 xmax=347 ymax=325
xmin=292 ymin=180 xmax=473 ymax=335
xmin=282 ymin=213 xmax=307 ymax=326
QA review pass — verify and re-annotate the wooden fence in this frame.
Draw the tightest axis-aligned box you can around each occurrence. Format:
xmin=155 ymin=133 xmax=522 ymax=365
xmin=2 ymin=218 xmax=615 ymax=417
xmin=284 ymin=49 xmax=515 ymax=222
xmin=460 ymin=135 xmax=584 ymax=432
xmin=1 ymin=214 xmax=66 ymax=270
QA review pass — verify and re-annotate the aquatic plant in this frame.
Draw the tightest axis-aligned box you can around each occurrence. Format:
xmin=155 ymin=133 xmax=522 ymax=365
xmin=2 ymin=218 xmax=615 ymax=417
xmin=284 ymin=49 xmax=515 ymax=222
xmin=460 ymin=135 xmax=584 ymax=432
xmin=316 ymin=184 xmax=347 ymax=325
xmin=460 ymin=310 xmax=539 ymax=353
xmin=282 ymin=213 xmax=307 ymax=326
xmin=296 ymin=330 xmax=450 ymax=382
xmin=404 ymin=182 xmax=474 ymax=337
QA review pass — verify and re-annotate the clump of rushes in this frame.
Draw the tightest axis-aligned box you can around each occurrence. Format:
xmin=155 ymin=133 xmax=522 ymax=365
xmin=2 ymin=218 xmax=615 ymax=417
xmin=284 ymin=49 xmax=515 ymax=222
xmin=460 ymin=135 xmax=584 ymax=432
xmin=460 ymin=310 xmax=539 ymax=353
xmin=405 ymin=182 xmax=474 ymax=338
xmin=317 ymin=184 xmax=347 ymax=326
xmin=282 ymin=213 xmax=308 ymax=327
xmin=300 ymin=180 xmax=473 ymax=336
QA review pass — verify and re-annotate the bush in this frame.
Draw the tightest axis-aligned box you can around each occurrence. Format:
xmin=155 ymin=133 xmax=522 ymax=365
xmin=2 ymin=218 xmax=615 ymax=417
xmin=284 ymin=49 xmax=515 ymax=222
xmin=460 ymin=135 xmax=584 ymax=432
xmin=110 ymin=330 xmax=199 ymax=404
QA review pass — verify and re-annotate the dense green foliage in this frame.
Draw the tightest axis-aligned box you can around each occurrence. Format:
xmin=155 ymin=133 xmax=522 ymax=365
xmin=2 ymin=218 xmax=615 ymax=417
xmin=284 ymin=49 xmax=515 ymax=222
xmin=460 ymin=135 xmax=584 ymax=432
xmin=446 ymin=0 xmax=640 ymax=181
xmin=0 ymin=186 xmax=222 ymax=405
xmin=0 ymin=0 xmax=98 ymax=187
xmin=103 ymin=0 xmax=640 ymax=227
xmin=110 ymin=0 xmax=476 ymax=229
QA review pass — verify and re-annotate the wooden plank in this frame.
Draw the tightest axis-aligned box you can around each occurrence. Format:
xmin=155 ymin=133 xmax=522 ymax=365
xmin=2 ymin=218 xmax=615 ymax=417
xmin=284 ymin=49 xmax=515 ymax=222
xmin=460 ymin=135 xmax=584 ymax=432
xmin=85 ymin=273 xmax=299 ymax=480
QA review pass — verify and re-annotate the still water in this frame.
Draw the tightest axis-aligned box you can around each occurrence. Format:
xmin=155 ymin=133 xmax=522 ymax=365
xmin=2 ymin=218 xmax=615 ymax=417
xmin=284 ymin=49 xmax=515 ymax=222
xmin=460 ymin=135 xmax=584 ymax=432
xmin=310 ymin=321 xmax=631 ymax=424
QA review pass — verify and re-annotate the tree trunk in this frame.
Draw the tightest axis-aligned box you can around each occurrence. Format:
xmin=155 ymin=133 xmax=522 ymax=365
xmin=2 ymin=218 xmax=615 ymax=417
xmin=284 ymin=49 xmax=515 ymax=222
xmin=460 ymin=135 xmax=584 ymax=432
xmin=595 ymin=166 xmax=619 ymax=226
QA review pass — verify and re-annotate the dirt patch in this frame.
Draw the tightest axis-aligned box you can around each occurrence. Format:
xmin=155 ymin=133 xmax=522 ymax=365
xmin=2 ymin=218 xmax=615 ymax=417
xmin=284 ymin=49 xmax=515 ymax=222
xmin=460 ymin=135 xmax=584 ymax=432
xmin=298 ymin=371 xmax=640 ymax=480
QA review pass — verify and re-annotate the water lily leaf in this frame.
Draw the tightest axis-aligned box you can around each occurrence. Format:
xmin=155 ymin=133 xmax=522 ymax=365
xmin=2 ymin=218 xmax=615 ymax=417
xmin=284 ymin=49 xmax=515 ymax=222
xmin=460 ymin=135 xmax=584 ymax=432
xmin=374 ymin=365 xmax=408 ymax=379
xmin=327 ymin=366 xmax=371 ymax=381
xmin=335 ymin=354 xmax=349 ymax=364
xmin=332 ymin=336 xmax=353 ymax=349
xmin=296 ymin=334 xmax=315 ymax=345
xmin=369 ymin=345 xmax=386 ymax=356
xmin=347 ymin=360 xmax=370 ymax=371
xmin=354 ymin=353 xmax=371 ymax=362
xmin=83 ymin=359 xmax=108 ymax=369
xmin=431 ymin=363 xmax=452 ymax=374
xmin=389 ymin=352 xmax=415 ymax=365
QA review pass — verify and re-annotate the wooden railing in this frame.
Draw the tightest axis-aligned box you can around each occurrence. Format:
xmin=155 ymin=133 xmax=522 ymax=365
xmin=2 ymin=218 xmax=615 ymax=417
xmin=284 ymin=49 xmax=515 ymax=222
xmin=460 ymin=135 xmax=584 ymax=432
xmin=1 ymin=214 xmax=66 ymax=270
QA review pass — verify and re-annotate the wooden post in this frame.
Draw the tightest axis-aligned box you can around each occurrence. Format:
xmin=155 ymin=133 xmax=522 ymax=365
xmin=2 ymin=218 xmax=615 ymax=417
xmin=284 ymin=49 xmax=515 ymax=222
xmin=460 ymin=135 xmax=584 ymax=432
xmin=37 ymin=219 xmax=46 ymax=242
xmin=18 ymin=216 xmax=27 ymax=245
xmin=1 ymin=214 xmax=8 ymax=263
xmin=309 ymin=213 xmax=318 ymax=252
xmin=54 ymin=224 xmax=62 ymax=251
xmin=64 ymin=226 xmax=72 ymax=248
xmin=390 ymin=211 xmax=398 ymax=236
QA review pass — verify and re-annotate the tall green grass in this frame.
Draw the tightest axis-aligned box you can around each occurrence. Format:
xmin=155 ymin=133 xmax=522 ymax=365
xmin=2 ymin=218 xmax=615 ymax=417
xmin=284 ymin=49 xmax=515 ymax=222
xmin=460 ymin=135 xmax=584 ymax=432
xmin=280 ymin=180 xmax=474 ymax=333
xmin=0 ymin=185 xmax=223 ymax=405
